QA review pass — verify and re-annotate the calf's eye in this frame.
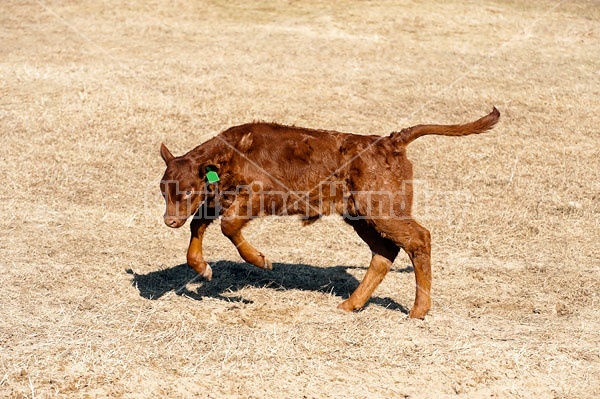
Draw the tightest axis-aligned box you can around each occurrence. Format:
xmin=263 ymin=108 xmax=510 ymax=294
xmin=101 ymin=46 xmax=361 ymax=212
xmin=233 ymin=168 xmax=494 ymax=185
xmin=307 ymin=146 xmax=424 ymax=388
xmin=185 ymin=190 xmax=192 ymax=196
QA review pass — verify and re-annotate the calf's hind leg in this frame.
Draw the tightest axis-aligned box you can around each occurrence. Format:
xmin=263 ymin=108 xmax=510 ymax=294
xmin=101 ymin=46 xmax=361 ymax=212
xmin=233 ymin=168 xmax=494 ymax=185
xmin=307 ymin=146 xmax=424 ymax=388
xmin=220 ymin=204 xmax=272 ymax=270
xmin=372 ymin=219 xmax=432 ymax=319
xmin=338 ymin=219 xmax=400 ymax=312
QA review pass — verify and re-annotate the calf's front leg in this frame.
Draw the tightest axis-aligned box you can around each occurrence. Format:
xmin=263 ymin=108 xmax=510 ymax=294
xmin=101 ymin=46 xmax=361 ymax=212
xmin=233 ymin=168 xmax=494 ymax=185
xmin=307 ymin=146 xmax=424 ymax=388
xmin=186 ymin=209 xmax=216 ymax=280
xmin=338 ymin=219 xmax=400 ymax=312
xmin=220 ymin=203 xmax=272 ymax=270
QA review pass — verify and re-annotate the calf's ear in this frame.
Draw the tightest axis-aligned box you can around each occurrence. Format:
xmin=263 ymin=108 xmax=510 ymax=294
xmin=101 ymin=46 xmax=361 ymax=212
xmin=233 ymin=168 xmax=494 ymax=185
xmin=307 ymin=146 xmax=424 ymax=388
xmin=160 ymin=143 xmax=174 ymax=164
xmin=237 ymin=132 xmax=253 ymax=152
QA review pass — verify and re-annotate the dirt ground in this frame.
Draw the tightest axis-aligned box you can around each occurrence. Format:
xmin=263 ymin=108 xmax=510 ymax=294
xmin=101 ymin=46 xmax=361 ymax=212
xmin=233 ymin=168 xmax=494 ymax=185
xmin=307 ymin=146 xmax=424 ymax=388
xmin=1 ymin=0 xmax=599 ymax=398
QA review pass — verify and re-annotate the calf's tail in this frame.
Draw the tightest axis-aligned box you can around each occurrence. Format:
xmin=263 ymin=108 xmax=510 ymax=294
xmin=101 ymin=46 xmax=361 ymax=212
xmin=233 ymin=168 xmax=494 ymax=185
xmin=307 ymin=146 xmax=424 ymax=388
xmin=391 ymin=107 xmax=500 ymax=145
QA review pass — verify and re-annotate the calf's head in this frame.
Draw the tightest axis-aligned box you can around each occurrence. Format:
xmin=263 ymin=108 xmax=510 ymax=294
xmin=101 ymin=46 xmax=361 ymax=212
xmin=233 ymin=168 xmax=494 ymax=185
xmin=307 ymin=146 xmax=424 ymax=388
xmin=159 ymin=143 xmax=212 ymax=228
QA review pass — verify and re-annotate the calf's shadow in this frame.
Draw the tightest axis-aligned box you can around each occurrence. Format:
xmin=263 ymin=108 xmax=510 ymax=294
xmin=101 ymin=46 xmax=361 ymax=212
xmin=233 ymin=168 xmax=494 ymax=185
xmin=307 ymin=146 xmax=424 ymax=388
xmin=127 ymin=261 xmax=411 ymax=313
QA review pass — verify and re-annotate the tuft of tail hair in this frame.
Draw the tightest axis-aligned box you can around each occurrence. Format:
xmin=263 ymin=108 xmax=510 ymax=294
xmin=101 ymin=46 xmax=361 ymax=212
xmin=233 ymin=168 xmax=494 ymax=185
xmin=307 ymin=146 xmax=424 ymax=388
xmin=390 ymin=107 xmax=500 ymax=145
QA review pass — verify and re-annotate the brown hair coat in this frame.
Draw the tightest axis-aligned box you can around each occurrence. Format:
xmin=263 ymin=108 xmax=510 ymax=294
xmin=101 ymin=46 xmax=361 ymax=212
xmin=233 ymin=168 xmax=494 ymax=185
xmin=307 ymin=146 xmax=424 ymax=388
xmin=160 ymin=107 xmax=500 ymax=318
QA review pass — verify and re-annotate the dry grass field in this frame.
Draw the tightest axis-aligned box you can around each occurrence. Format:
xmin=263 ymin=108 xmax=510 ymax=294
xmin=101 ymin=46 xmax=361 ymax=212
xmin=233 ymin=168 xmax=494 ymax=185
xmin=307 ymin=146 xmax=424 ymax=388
xmin=1 ymin=0 xmax=599 ymax=397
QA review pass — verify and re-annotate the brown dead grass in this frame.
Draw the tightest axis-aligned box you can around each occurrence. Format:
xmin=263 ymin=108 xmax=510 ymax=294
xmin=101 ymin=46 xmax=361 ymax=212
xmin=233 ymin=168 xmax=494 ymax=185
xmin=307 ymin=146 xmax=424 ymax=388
xmin=1 ymin=0 xmax=599 ymax=398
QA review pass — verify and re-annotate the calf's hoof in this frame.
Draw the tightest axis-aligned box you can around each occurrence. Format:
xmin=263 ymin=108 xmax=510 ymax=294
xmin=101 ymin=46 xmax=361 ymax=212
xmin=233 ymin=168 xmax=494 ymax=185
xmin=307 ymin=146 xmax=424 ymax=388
xmin=263 ymin=255 xmax=273 ymax=270
xmin=408 ymin=306 xmax=429 ymax=319
xmin=337 ymin=300 xmax=358 ymax=312
xmin=201 ymin=264 xmax=213 ymax=281
xmin=188 ymin=260 xmax=213 ymax=281
xmin=257 ymin=253 xmax=273 ymax=270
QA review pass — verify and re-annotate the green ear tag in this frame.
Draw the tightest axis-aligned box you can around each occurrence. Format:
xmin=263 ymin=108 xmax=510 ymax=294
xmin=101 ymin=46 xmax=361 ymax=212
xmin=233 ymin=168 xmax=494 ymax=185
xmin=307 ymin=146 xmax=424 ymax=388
xmin=206 ymin=170 xmax=220 ymax=184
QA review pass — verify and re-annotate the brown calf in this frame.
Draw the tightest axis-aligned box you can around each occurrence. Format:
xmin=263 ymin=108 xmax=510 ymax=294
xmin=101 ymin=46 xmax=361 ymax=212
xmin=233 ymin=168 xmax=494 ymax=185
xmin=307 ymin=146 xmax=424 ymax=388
xmin=159 ymin=107 xmax=500 ymax=318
